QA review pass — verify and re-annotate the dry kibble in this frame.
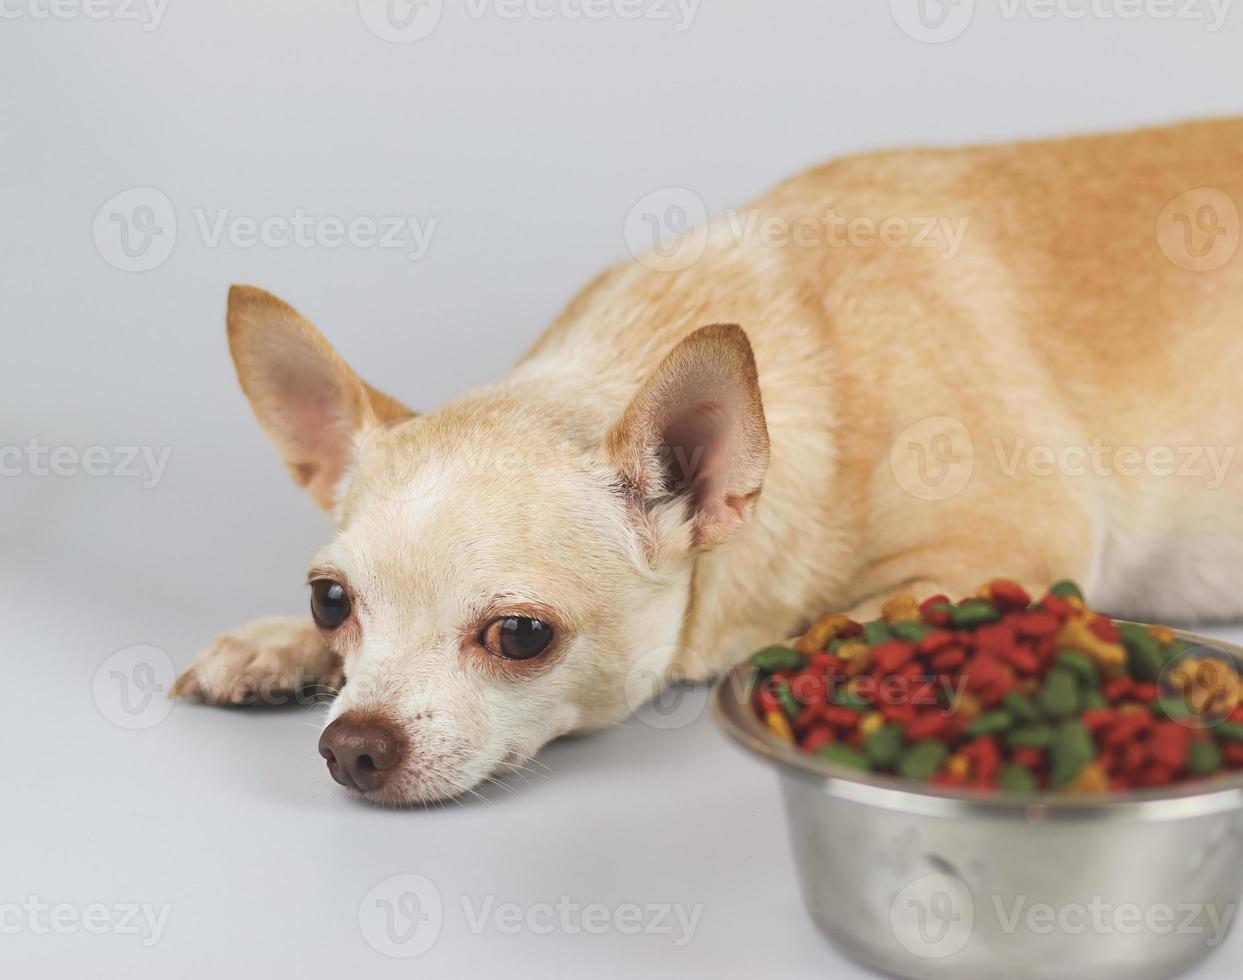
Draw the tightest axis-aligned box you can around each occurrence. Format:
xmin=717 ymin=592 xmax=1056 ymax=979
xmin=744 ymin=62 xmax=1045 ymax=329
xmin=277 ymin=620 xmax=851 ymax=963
xmin=749 ymin=580 xmax=1243 ymax=792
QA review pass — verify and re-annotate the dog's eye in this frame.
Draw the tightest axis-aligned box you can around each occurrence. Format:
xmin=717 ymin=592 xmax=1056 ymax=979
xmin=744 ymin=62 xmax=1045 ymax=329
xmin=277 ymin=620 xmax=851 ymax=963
xmin=481 ymin=616 xmax=554 ymax=661
xmin=310 ymin=580 xmax=351 ymax=630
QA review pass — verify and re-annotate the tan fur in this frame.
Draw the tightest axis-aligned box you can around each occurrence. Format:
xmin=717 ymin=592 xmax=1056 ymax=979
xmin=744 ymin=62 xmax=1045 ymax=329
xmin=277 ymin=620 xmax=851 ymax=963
xmin=177 ymin=118 xmax=1243 ymax=803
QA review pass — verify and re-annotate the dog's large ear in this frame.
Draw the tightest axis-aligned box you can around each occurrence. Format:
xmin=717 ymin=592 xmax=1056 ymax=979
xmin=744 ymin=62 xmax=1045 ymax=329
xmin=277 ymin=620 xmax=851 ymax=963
xmin=226 ymin=285 xmax=413 ymax=512
xmin=605 ymin=324 xmax=769 ymax=550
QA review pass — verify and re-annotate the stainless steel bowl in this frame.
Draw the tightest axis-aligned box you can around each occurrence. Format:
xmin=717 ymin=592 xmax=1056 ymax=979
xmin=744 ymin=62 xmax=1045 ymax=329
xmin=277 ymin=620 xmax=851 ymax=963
xmin=712 ymin=628 xmax=1243 ymax=980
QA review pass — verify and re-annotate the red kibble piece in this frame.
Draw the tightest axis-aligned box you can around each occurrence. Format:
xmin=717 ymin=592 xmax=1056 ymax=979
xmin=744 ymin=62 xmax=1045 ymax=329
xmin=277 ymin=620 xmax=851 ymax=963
xmin=1131 ymin=683 xmax=1159 ymax=704
xmin=975 ymin=622 xmax=1018 ymax=656
xmin=962 ymin=655 xmax=1011 ymax=692
xmin=1148 ymin=722 xmax=1192 ymax=769
xmin=1013 ymin=611 xmax=1060 ymax=638
xmin=1082 ymin=709 xmax=1115 ymax=732
xmin=920 ymin=595 xmax=952 ymax=626
xmin=916 ymin=630 xmax=957 ymax=656
xmin=1013 ymin=747 xmax=1045 ymax=769
xmin=880 ymin=701 xmax=918 ymax=725
xmin=997 ymin=646 xmax=1042 ymax=675
xmin=1101 ymin=713 xmax=1153 ymax=748
xmin=801 ymin=726 xmax=834 ymax=753
xmin=871 ymin=641 xmax=916 ymax=674
xmin=1120 ymin=741 xmax=1147 ymax=774
xmin=808 ymin=653 xmax=839 ymax=675
xmin=989 ymin=579 xmax=1032 ymax=611
xmin=793 ymin=706 xmax=820 ymax=734
xmin=755 ymin=686 xmax=781 ymax=715
xmin=1039 ymin=594 xmax=1075 ymax=619
xmin=929 ymin=771 xmax=968 ymax=788
xmin=820 ymin=705 xmax=862 ymax=729
xmin=790 ymin=671 xmax=827 ymax=705
xmin=963 ymin=737 xmax=1002 ymax=782
xmin=905 ymin=713 xmax=946 ymax=740
xmin=1088 ymin=616 xmax=1121 ymax=643
xmin=930 ymin=648 xmax=967 ymax=671
xmin=838 ymin=620 xmax=864 ymax=639
xmin=895 ymin=661 xmax=925 ymax=685
xmin=1103 ymin=677 xmax=1133 ymax=702
xmin=1134 ymin=764 xmax=1176 ymax=788
xmin=1223 ymin=743 xmax=1243 ymax=768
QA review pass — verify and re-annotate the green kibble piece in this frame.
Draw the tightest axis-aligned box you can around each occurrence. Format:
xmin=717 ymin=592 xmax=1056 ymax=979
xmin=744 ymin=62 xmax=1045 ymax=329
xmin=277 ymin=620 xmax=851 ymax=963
xmin=828 ymin=638 xmax=845 ymax=653
xmin=998 ymin=764 xmax=1039 ymax=793
xmin=1007 ymin=726 xmax=1053 ymax=750
xmin=1055 ymin=650 xmax=1099 ymax=688
xmin=863 ymin=724 xmax=905 ymax=769
xmin=966 ymin=710 xmax=1015 ymax=737
xmin=1038 ymin=667 xmax=1082 ymax=718
xmin=1082 ymin=690 xmax=1109 ymax=711
xmin=863 ymin=621 xmax=893 ymax=646
xmin=1119 ymin=623 xmax=1165 ymax=682
xmin=832 ymin=689 xmax=870 ymax=712
xmin=949 ymin=600 xmax=1001 ymax=629
xmin=1049 ymin=720 xmax=1095 ymax=789
xmin=1003 ymin=692 xmax=1042 ymax=724
xmin=1215 ymin=722 xmax=1243 ymax=743
xmin=1188 ymin=740 xmax=1223 ymax=776
xmin=1152 ymin=697 xmax=1196 ymax=721
xmin=898 ymin=741 xmax=949 ymax=781
xmin=817 ymin=743 xmax=873 ymax=771
xmin=1049 ymin=580 xmax=1085 ymax=601
xmin=750 ymin=645 xmax=806 ymax=673
xmin=775 ymin=681 xmax=801 ymax=720
xmin=891 ymin=621 xmax=934 ymax=643
xmin=891 ymin=621 xmax=933 ymax=643
xmin=1162 ymin=638 xmax=1188 ymax=663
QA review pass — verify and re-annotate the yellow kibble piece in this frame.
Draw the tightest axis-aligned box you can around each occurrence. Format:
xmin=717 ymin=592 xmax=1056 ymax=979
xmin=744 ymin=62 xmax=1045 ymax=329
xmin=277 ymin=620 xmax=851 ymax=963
xmin=881 ymin=594 xmax=921 ymax=623
xmin=859 ymin=713 xmax=885 ymax=737
xmin=1067 ymin=762 xmax=1111 ymax=794
xmin=947 ymin=755 xmax=970 ymax=779
xmin=1148 ymin=625 xmax=1176 ymax=646
xmin=765 ymin=711 xmax=794 ymax=744
xmin=794 ymin=612 xmax=854 ymax=655
xmin=953 ymin=692 xmax=982 ymax=720
xmin=1057 ymin=617 xmax=1126 ymax=674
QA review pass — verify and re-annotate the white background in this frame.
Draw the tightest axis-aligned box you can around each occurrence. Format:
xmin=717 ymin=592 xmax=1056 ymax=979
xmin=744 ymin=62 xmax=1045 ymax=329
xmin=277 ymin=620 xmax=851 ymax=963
xmin=3 ymin=1 xmax=1243 ymax=976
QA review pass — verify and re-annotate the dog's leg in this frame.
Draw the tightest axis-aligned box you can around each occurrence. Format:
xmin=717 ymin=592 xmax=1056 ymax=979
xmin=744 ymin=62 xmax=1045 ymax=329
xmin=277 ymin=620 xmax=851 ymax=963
xmin=171 ymin=617 xmax=342 ymax=706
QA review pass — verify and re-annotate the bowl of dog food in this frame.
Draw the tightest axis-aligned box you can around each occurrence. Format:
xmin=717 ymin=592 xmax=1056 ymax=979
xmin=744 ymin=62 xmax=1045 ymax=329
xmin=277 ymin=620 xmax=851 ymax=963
xmin=712 ymin=580 xmax=1243 ymax=980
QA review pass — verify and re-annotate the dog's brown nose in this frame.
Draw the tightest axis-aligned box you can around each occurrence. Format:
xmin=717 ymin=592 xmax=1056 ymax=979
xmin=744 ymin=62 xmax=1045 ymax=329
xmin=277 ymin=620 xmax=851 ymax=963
xmin=318 ymin=713 xmax=406 ymax=793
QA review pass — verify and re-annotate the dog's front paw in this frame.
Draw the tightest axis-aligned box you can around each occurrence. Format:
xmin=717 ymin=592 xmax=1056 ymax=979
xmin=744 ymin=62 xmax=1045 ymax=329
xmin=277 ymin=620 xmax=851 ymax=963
xmin=171 ymin=617 xmax=342 ymax=706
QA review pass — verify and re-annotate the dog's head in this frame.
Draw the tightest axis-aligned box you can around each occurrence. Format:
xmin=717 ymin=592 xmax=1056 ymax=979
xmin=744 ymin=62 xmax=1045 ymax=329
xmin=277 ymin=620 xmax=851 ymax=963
xmin=227 ymin=285 xmax=769 ymax=804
